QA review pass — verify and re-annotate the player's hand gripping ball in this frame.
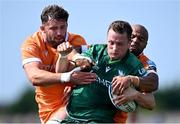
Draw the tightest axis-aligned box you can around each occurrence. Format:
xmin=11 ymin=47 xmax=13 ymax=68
xmin=108 ymin=86 xmax=137 ymax=112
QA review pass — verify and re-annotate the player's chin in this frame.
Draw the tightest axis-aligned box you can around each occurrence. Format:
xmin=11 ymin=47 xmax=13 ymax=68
xmin=56 ymin=39 xmax=65 ymax=44
xmin=110 ymin=57 xmax=117 ymax=61
xmin=49 ymin=43 xmax=58 ymax=49
xmin=110 ymin=55 xmax=119 ymax=60
xmin=129 ymin=46 xmax=137 ymax=52
xmin=129 ymin=47 xmax=136 ymax=52
xmin=129 ymin=48 xmax=139 ymax=56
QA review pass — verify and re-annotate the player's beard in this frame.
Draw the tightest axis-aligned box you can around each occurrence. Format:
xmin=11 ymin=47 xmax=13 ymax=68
xmin=46 ymin=35 xmax=65 ymax=49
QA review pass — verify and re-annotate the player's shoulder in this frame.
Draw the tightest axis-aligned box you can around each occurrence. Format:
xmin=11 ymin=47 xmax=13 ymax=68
xmin=22 ymin=31 xmax=43 ymax=46
xmin=90 ymin=44 xmax=108 ymax=55
xmin=122 ymin=52 xmax=146 ymax=75
xmin=138 ymin=53 xmax=156 ymax=64
xmin=21 ymin=31 xmax=45 ymax=58
xmin=92 ymin=44 xmax=107 ymax=50
xmin=67 ymin=32 xmax=87 ymax=45
xmin=138 ymin=53 xmax=157 ymax=71
xmin=127 ymin=52 xmax=142 ymax=66
xmin=82 ymin=44 xmax=107 ymax=62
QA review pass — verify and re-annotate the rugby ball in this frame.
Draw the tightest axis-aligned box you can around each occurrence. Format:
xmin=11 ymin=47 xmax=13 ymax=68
xmin=108 ymin=86 xmax=137 ymax=112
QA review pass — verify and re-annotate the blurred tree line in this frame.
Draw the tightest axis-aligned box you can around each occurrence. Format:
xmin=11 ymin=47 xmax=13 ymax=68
xmin=0 ymin=81 xmax=180 ymax=115
xmin=0 ymin=88 xmax=38 ymax=115
xmin=155 ymin=81 xmax=180 ymax=111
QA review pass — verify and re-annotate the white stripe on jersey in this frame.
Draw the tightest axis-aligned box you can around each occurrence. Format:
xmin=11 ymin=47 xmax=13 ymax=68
xmin=22 ymin=57 xmax=42 ymax=66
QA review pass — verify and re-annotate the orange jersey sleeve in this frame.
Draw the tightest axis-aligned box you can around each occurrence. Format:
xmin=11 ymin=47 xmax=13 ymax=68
xmin=21 ymin=32 xmax=43 ymax=64
xmin=138 ymin=53 xmax=157 ymax=72
xmin=21 ymin=31 xmax=87 ymax=124
xmin=68 ymin=32 xmax=87 ymax=46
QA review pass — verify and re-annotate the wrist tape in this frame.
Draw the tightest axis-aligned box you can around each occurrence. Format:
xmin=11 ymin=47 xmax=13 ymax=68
xmin=60 ymin=67 xmax=81 ymax=83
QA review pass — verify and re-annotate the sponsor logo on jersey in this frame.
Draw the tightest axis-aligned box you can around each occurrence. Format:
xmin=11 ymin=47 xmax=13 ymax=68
xmin=39 ymin=64 xmax=55 ymax=72
xmin=96 ymin=76 xmax=111 ymax=87
xmin=22 ymin=47 xmax=33 ymax=52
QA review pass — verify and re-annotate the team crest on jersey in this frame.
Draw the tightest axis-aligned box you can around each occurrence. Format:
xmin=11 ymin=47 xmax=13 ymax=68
xmin=105 ymin=66 xmax=111 ymax=73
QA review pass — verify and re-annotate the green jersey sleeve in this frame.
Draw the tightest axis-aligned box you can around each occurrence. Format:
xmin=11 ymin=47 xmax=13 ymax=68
xmin=81 ymin=44 xmax=107 ymax=63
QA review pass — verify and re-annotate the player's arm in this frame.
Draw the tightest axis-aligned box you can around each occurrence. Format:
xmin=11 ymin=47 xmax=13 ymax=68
xmin=24 ymin=61 xmax=62 ymax=86
xmin=56 ymin=42 xmax=73 ymax=73
xmin=135 ymin=92 xmax=155 ymax=110
xmin=24 ymin=60 xmax=96 ymax=86
xmin=139 ymin=72 xmax=158 ymax=92
xmin=128 ymin=71 xmax=159 ymax=92
xmin=112 ymin=70 xmax=158 ymax=95
xmin=56 ymin=42 xmax=85 ymax=73
xmin=55 ymin=54 xmax=69 ymax=73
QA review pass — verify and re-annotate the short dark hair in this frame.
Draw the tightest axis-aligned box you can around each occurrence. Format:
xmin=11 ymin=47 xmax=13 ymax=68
xmin=41 ymin=4 xmax=69 ymax=24
xmin=108 ymin=20 xmax=132 ymax=40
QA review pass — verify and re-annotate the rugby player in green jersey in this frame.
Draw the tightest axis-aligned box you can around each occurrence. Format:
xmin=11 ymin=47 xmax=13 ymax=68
xmin=55 ymin=20 xmax=156 ymax=123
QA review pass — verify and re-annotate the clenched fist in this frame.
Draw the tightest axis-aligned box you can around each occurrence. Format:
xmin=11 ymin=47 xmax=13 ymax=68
xmin=75 ymin=58 xmax=94 ymax=72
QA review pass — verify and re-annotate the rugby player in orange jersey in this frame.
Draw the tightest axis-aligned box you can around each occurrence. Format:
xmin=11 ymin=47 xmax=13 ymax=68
xmin=21 ymin=5 xmax=96 ymax=124
xmin=113 ymin=24 xmax=159 ymax=123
